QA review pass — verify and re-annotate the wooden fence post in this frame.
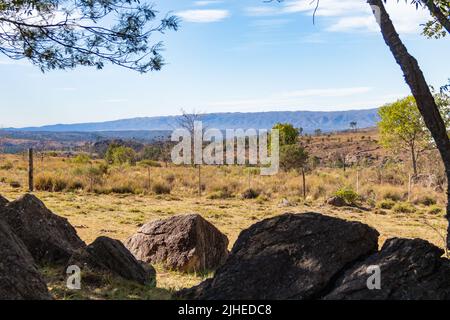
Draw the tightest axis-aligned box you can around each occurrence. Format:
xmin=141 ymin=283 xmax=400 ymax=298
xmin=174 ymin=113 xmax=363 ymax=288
xmin=28 ymin=148 xmax=34 ymax=192
xmin=198 ymin=165 xmax=202 ymax=196
xmin=302 ymin=167 xmax=306 ymax=199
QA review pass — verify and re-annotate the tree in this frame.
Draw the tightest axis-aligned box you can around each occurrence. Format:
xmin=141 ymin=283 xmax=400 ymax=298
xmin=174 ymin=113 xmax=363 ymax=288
xmin=350 ymin=121 xmax=358 ymax=132
xmin=272 ymin=123 xmax=299 ymax=146
xmin=280 ymin=144 xmax=309 ymax=198
xmin=366 ymin=0 xmax=450 ymax=248
xmin=378 ymin=96 xmax=435 ymax=176
xmin=314 ymin=129 xmax=322 ymax=136
xmin=105 ymin=145 xmax=136 ymax=165
xmin=419 ymin=0 xmax=450 ymax=38
xmin=0 ymin=0 xmax=178 ymax=72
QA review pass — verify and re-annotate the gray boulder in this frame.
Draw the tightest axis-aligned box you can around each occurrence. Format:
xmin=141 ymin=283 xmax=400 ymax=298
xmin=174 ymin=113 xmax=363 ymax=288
xmin=324 ymin=238 xmax=450 ymax=300
xmin=178 ymin=212 xmax=379 ymax=299
xmin=0 ymin=194 xmax=85 ymax=264
xmin=0 ymin=218 xmax=51 ymax=300
xmin=126 ymin=214 xmax=229 ymax=273
xmin=68 ymin=236 xmax=156 ymax=286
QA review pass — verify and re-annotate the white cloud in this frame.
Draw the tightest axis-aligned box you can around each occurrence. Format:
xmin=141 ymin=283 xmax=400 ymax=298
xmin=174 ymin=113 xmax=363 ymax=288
xmin=244 ymin=0 xmax=431 ymax=34
xmin=176 ymin=9 xmax=230 ymax=23
xmin=194 ymin=1 xmax=223 ymax=6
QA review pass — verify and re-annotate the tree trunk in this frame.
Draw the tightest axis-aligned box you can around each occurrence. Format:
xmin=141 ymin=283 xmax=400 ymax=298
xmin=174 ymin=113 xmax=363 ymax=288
xmin=411 ymin=144 xmax=418 ymax=177
xmin=368 ymin=0 xmax=450 ymax=248
xmin=424 ymin=0 xmax=450 ymax=34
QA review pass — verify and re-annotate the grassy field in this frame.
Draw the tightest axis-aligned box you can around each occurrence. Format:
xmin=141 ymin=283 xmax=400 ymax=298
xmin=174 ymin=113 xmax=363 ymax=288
xmin=0 ymin=131 xmax=448 ymax=299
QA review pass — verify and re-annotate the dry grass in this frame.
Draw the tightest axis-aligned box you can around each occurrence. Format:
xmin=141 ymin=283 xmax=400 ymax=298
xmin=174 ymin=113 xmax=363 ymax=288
xmin=0 ymin=152 xmax=448 ymax=297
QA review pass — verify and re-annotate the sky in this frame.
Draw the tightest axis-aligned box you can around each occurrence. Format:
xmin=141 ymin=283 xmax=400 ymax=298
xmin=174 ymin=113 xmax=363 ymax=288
xmin=0 ymin=0 xmax=449 ymax=128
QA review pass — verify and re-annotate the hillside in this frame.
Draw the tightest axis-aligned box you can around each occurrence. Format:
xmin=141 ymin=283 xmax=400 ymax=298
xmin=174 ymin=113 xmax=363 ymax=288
xmin=11 ymin=109 xmax=380 ymax=133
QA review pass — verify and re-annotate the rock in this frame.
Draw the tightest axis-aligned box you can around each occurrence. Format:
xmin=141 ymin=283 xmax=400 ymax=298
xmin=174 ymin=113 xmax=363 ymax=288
xmin=178 ymin=212 xmax=379 ymax=300
xmin=324 ymin=238 xmax=450 ymax=300
xmin=0 ymin=218 xmax=51 ymax=300
xmin=327 ymin=196 xmax=346 ymax=207
xmin=0 ymin=194 xmax=85 ymax=264
xmin=0 ymin=194 xmax=8 ymax=207
xmin=125 ymin=214 xmax=229 ymax=273
xmin=278 ymin=198 xmax=291 ymax=207
xmin=68 ymin=236 xmax=156 ymax=286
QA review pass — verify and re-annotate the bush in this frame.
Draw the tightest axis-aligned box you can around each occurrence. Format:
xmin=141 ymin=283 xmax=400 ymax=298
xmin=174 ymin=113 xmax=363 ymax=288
xmin=68 ymin=180 xmax=84 ymax=191
xmin=53 ymin=177 xmax=68 ymax=192
xmin=334 ymin=187 xmax=359 ymax=205
xmin=241 ymin=188 xmax=260 ymax=199
xmin=207 ymin=188 xmax=233 ymax=200
xmin=392 ymin=202 xmax=416 ymax=214
xmin=0 ymin=161 xmax=13 ymax=170
xmin=73 ymin=154 xmax=91 ymax=164
xmin=152 ymin=182 xmax=171 ymax=194
xmin=111 ymin=185 xmax=135 ymax=194
xmin=138 ymin=160 xmax=161 ymax=167
xmin=9 ymin=180 xmax=21 ymax=188
xmin=382 ymin=190 xmax=403 ymax=202
xmin=428 ymin=205 xmax=443 ymax=215
xmin=35 ymin=175 xmax=54 ymax=191
xmin=413 ymin=195 xmax=437 ymax=206
xmin=377 ymin=199 xmax=395 ymax=210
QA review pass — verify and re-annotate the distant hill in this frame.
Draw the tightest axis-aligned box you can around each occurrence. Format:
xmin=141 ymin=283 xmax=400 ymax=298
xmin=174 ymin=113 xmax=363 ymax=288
xmin=11 ymin=109 xmax=380 ymax=133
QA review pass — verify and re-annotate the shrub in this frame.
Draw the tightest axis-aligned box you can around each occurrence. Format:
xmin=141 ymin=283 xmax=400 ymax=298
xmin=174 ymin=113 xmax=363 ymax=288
xmin=73 ymin=154 xmax=91 ymax=164
xmin=0 ymin=161 xmax=13 ymax=170
xmin=413 ymin=195 xmax=437 ymax=206
xmin=377 ymin=199 xmax=395 ymax=210
xmin=138 ymin=160 xmax=161 ymax=167
xmin=164 ymin=174 xmax=176 ymax=184
xmin=382 ymin=190 xmax=403 ymax=202
xmin=68 ymin=180 xmax=84 ymax=191
xmin=392 ymin=202 xmax=416 ymax=214
xmin=152 ymin=182 xmax=171 ymax=194
xmin=9 ymin=180 xmax=21 ymax=188
xmin=111 ymin=185 xmax=135 ymax=194
xmin=334 ymin=187 xmax=359 ymax=205
xmin=207 ymin=188 xmax=233 ymax=200
xmin=241 ymin=188 xmax=260 ymax=199
xmin=53 ymin=177 xmax=68 ymax=192
xmin=428 ymin=205 xmax=443 ymax=215
xmin=35 ymin=175 xmax=54 ymax=191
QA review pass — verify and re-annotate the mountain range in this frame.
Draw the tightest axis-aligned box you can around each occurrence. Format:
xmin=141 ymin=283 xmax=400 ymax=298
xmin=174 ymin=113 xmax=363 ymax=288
xmin=10 ymin=109 xmax=380 ymax=133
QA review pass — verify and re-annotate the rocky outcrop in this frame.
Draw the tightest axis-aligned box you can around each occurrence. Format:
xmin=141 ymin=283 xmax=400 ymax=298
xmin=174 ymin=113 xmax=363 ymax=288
xmin=324 ymin=238 xmax=450 ymax=300
xmin=126 ymin=214 xmax=229 ymax=273
xmin=68 ymin=236 xmax=156 ymax=286
xmin=0 ymin=218 xmax=51 ymax=300
xmin=178 ymin=212 xmax=379 ymax=299
xmin=0 ymin=194 xmax=85 ymax=264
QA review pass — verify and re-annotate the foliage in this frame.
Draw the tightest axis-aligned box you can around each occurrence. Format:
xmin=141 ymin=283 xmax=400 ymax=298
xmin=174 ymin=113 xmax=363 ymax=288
xmin=272 ymin=123 xmax=300 ymax=146
xmin=241 ymin=188 xmax=260 ymax=199
xmin=334 ymin=187 xmax=359 ymax=205
xmin=279 ymin=144 xmax=308 ymax=172
xmin=73 ymin=154 xmax=91 ymax=164
xmin=105 ymin=145 xmax=136 ymax=166
xmin=0 ymin=0 xmax=179 ymax=72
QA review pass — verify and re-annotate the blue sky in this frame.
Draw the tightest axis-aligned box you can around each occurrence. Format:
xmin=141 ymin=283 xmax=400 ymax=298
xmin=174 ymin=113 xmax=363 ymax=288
xmin=0 ymin=0 xmax=449 ymax=127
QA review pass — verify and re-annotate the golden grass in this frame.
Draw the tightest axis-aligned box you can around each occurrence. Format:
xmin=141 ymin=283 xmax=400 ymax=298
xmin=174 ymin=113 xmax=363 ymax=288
xmin=0 ymin=153 xmax=448 ymax=297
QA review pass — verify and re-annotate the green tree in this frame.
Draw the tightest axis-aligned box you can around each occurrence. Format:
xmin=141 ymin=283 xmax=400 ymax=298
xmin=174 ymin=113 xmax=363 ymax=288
xmin=378 ymin=95 xmax=448 ymax=176
xmin=105 ymin=145 xmax=136 ymax=165
xmin=0 ymin=0 xmax=178 ymax=72
xmin=272 ymin=123 xmax=299 ymax=146
xmin=280 ymin=144 xmax=309 ymax=198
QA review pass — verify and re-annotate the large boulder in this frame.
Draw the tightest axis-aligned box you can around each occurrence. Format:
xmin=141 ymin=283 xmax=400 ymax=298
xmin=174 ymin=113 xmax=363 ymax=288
xmin=0 ymin=194 xmax=85 ymax=264
xmin=0 ymin=218 xmax=51 ymax=300
xmin=68 ymin=236 xmax=156 ymax=286
xmin=0 ymin=194 xmax=8 ymax=207
xmin=125 ymin=214 xmax=229 ymax=273
xmin=178 ymin=212 xmax=379 ymax=300
xmin=324 ymin=238 xmax=450 ymax=300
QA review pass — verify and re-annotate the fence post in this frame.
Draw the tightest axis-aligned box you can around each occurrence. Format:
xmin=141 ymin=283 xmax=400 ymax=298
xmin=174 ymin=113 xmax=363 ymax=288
xmin=198 ymin=165 xmax=201 ymax=196
xmin=302 ymin=167 xmax=306 ymax=199
xmin=28 ymin=148 xmax=34 ymax=192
